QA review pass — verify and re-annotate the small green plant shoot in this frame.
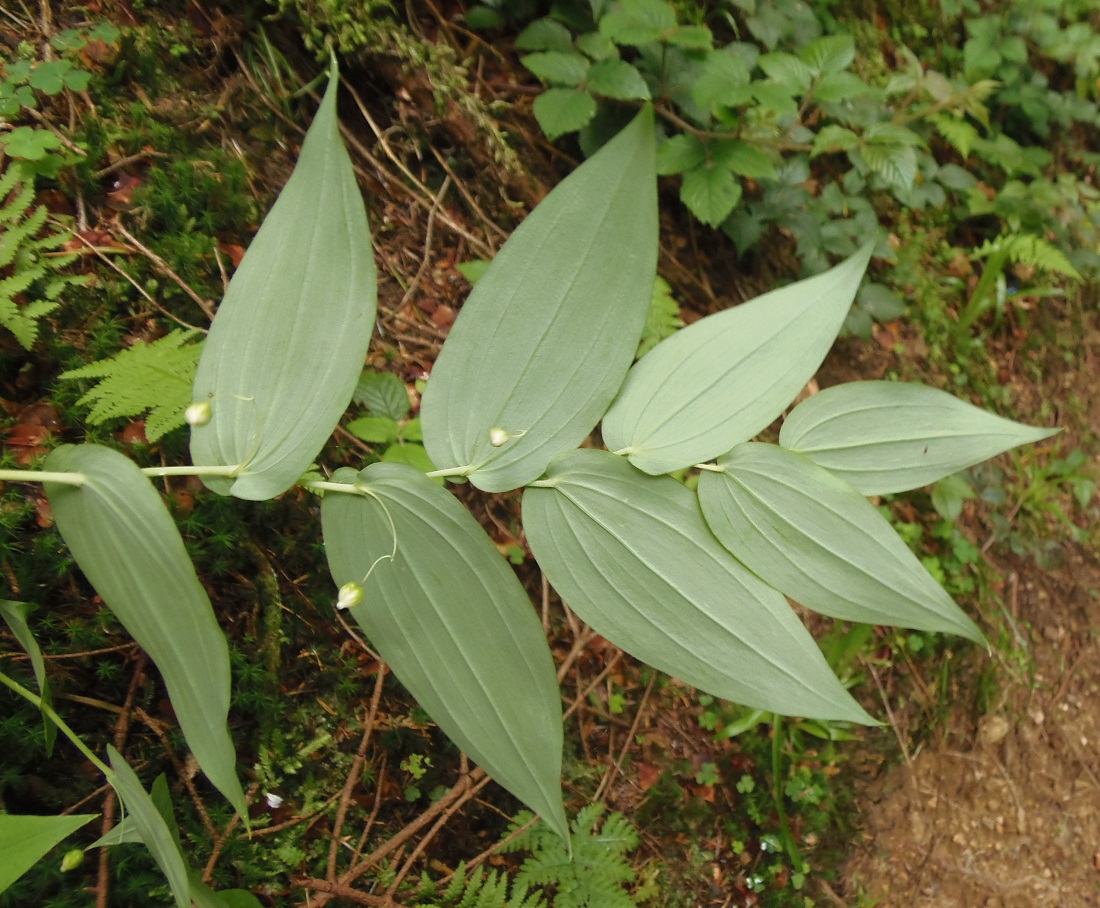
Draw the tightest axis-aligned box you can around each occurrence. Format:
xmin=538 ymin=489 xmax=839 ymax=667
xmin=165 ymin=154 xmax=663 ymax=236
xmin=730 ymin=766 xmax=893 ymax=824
xmin=0 ymin=59 xmax=1057 ymax=904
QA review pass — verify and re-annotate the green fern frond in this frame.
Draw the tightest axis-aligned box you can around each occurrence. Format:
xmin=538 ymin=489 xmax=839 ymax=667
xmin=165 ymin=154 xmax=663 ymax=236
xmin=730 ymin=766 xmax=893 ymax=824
xmin=414 ymin=863 xmax=547 ymax=908
xmin=0 ymin=162 xmax=87 ymax=348
xmin=637 ymin=276 xmax=684 ymax=357
xmin=929 ymin=114 xmax=979 ymax=159
xmin=61 ymin=329 xmax=203 ymax=442
xmin=976 ymin=233 xmax=1082 ymax=281
xmin=501 ymin=806 xmax=640 ymax=908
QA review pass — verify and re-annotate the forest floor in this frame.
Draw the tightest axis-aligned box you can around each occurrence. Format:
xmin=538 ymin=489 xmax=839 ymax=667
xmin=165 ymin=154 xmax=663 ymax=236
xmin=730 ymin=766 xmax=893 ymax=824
xmin=827 ymin=316 xmax=1100 ymax=906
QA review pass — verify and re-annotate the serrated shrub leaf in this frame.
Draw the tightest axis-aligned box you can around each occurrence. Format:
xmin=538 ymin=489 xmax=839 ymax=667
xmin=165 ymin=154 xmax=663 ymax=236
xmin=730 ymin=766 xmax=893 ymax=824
xmin=799 ymin=35 xmax=855 ymax=74
xmin=779 ymin=381 xmax=1060 ymax=494
xmin=515 ymin=18 xmax=574 ymax=53
xmin=655 ymin=133 xmax=706 ymax=175
xmin=353 ymin=370 xmax=410 ymax=420
xmin=667 ymin=25 xmax=713 ymax=49
xmin=420 ymin=106 xmax=656 ymax=492
xmin=585 ymin=58 xmax=651 ymax=100
xmin=523 ymin=450 xmax=873 ymax=722
xmin=532 ymin=88 xmax=597 ymax=139
xmin=811 ymin=125 xmax=860 ymax=157
xmin=715 ymin=140 xmax=777 ymax=179
xmin=44 ymin=445 xmax=246 ymax=818
xmin=814 ymin=71 xmax=869 ymax=103
xmin=0 ymin=814 xmax=97 ymax=894
xmin=321 ymin=464 xmax=567 ymax=839
xmin=602 ymin=243 xmax=873 ymax=475
xmin=599 ymin=0 xmax=676 ymax=46
xmin=699 ymin=443 xmax=985 ymax=642
xmin=857 ymin=144 xmax=918 ymax=192
xmin=757 ymin=52 xmax=814 ymax=93
xmin=680 ymin=163 xmax=742 ymax=227
xmin=693 ymin=51 xmax=754 ymax=112
xmin=522 ymin=51 xmax=590 ymax=87
xmin=190 ymin=62 xmax=376 ymax=500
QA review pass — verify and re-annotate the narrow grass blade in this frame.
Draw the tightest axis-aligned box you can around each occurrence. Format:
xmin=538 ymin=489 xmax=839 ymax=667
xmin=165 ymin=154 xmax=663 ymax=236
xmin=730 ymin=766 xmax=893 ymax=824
xmin=0 ymin=599 xmax=55 ymax=753
xmin=0 ymin=814 xmax=96 ymax=894
xmin=522 ymin=449 xmax=874 ymax=723
xmin=602 ymin=243 xmax=873 ymax=475
xmin=107 ymin=747 xmax=190 ymax=908
xmin=700 ymin=443 xmax=985 ymax=643
xmin=44 ymin=445 xmax=246 ymax=818
xmin=420 ymin=106 xmax=657 ymax=492
xmin=191 ymin=60 xmax=376 ymax=500
xmin=779 ymin=380 xmax=1060 ymax=494
xmin=321 ymin=464 xmax=567 ymax=839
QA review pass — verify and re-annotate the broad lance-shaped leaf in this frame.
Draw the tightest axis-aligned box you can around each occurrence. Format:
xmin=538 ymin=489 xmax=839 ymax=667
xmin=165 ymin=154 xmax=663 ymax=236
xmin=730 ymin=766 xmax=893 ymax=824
xmin=321 ymin=463 xmax=568 ymax=839
xmin=107 ymin=748 xmax=190 ymax=908
xmin=420 ymin=106 xmax=657 ymax=493
xmin=699 ymin=443 xmax=985 ymax=643
xmin=190 ymin=60 xmax=376 ymax=500
xmin=522 ymin=449 xmax=873 ymax=723
xmin=0 ymin=814 xmax=96 ymax=894
xmin=779 ymin=381 xmax=1059 ymax=495
xmin=43 ymin=445 xmax=246 ymax=818
xmin=602 ymin=243 xmax=873 ymax=475
xmin=0 ymin=600 xmax=55 ymax=753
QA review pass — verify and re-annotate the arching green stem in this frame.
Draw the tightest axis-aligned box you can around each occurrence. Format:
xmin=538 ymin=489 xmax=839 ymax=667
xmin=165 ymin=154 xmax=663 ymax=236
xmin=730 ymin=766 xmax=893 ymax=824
xmin=140 ymin=465 xmax=242 ymax=479
xmin=0 ymin=671 xmax=113 ymax=780
xmin=0 ymin=469 xmax=85 ymax=486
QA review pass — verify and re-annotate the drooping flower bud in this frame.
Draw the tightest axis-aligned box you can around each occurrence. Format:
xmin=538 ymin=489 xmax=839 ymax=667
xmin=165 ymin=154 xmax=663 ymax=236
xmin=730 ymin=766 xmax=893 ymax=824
xmin=185 ymin=401 xmax=212 ymax=427
xmin=489 ymin=426 xmax=509 ymax=447
xmin=336 ymin=581 xmax=363 ymax=610
xmin=60 ymin=849 xmax=84 ymax=873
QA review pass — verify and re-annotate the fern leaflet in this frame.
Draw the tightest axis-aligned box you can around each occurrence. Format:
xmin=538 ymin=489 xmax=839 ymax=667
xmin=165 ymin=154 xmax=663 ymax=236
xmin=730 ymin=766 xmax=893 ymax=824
xmin=61 ymin=329 xmax=203 ymax=441
xmin=501 ymin=807 xmax=639 ymax=908
xmin=0 ymin=161 xmax=88 ymax=348
xmin=637 ymin=276 xmax=684 ymax=358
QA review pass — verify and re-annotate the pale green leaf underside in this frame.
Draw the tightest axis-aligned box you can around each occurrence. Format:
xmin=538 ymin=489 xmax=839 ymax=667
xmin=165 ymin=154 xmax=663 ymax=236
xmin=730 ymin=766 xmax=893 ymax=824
xmin=321 ymin=463 xmax=567 ymax=839
xmin=107 ymin=747 xmax=191 ymax=908
xmin=779 ymin=381 xmax=1060 ymax=494
xmin=421 ymin=106 xmax=657 ymax=493
xmin=0 ymin=813 xmax=96 ymax=894
xmin=522 ymin=449 xmax=873 ymax=723
xmin=603 ymin=243 xmax=873 ymax=475
xmin=44 ymin=445 xmax=245 ymax=818
xmin=700 ymin=443 xmax=985 ymax=643
xmin=191 ymin=62 xmax=376 ymax=500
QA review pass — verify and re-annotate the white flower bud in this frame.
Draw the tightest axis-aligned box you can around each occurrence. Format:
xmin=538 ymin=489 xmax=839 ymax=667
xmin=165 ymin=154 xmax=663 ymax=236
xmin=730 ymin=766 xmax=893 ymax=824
xmin=489 ymin=426 xmax=509 ymax=447
xmin=337 ymin=581 xmax=363 ymax=610
xmin=265 ymin=792 xmax=284 ymax=809
xmin=185 ymin=401 xmax=212 ymax=427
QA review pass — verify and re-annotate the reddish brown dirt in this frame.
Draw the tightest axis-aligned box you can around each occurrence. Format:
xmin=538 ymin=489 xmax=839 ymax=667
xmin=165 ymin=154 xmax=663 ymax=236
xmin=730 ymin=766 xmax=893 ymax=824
xmin=838 ymin=303 xmax=1100 ymax=907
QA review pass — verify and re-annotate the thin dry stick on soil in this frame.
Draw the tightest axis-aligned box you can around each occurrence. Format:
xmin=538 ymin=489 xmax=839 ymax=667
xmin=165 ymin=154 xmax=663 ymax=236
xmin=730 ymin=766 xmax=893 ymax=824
xmin=327 ymin=667 xmax=388 ymax=880
xmin=65 ymin=229 xmax=207 ymax=333
xmin=95 ymin=656 xmax=146 ymax=908
xmin=112 ymin=220 xmax=216 ymax=320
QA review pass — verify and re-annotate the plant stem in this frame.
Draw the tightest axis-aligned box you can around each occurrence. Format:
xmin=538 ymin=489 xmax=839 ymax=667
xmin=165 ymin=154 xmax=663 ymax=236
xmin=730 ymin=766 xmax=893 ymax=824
xmin=140 ymin=465 xmax=241 ymax=478
xmin=695 ymin=463 xmax=726 ymax=472
xmin=0 ymin=469 xmax=86 ymax=486
xmin=423 ymin=466 xmax=472 ymax=479
xmin=0 ymin=671 xmax=113 ymax=779
xmin=305 ymin=480 xmax=369 ymax=495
